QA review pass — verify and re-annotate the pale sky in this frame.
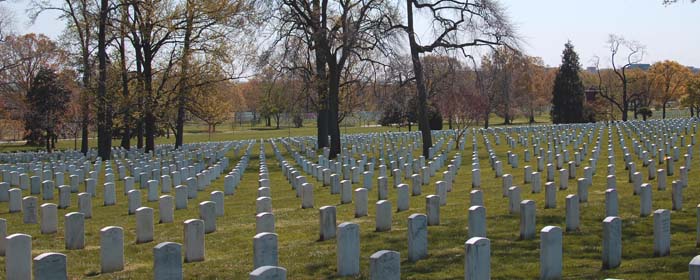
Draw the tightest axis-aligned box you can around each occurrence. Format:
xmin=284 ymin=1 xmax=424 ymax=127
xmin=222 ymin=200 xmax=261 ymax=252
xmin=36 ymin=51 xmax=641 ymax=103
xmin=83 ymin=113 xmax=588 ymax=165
xmin=3 ymin=0 xmax=699 ymax=68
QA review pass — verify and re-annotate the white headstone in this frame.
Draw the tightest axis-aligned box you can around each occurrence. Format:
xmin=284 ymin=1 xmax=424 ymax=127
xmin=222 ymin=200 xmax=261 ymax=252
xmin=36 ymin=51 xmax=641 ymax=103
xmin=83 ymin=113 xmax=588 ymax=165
xmin=369 ymin=250 xmax=400 ymax=280
xmin=153 ymin=242 xmax=183 ymax=280
xmin=520 ymin=200 xmax=536 ymax=240
xmin=135 ymin=207 xmax=154 ymax=243
xmin=199 ymin=201 xmax=216 ymax=234
xmin=465 ymin=237 xmax=490 ymax=280
xmin=64 ymin=212 xmax=85 ymax=249
xmin=6 ymin=233 xmax=31 ymax=280
xmin=22 ymin=196 xmax=38 ymax=224
xmin=159 ymin=195 xmax=174 ymax=223
xmin=407 ymin=214 xmax=427 ymax=262
xmin=33 ymin=252 xmax=67 ymax=280
xmin=565 ymin=194 xmax=579 ymax=232
xmin=468 ymin=206 xmax=487 ymax=238
xmin=253 ymin=232 xmax=278 ymax=269
xmin=184 ymin=219 xmax=205 ymax=263
xmin=355 ymin=188 xmax=368 ymax=217
xmin=375 ymin=200 xmax=392 ymax=232
xmin=319 ymin=206 xmax=337 ymax=241
xmin=653 ymin=209 xmax=671 ymax=257
xmin=540 ymin=226 xmax=562 ymax=279
xmin=602 ymin=216 xmax=621 ymax=269
xmin=337 ymin=222 xmax=360 ymax=276
xmin=40 ymin=203 xmax=57 ymax=234
xmin=100 ymin=226 xmax=124 ymax=273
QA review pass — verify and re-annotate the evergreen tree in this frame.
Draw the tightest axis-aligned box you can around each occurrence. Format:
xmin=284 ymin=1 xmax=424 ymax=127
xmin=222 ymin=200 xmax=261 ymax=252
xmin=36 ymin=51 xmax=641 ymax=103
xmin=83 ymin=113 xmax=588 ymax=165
xmin=551 ymin=41 xmax=586 ymax=124
xmin=24 ymin=68 xmax=70 ymax=152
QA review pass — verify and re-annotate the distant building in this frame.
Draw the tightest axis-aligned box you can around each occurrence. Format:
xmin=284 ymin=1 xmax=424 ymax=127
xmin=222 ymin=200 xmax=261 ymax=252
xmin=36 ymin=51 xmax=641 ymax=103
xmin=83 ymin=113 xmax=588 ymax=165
xmin=628 ymin=64 xmax=651 ymax=71
xmin=586 ymin=66 xmax=597 ymax=73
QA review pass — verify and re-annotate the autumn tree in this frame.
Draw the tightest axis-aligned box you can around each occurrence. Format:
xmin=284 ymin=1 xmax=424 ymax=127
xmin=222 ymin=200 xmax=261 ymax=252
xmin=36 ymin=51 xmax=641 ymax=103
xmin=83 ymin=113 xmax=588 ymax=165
xmin=650 ymin=60 xmax=692 ymax=118
xmin=25 ymin=68 xmax=70 ymax=151
xmin=396 ymin=0 xmax=516 ymax=157
xmin=683 ymin=74 xmax=700 ymax=117
xmin=515 ymin=56 xmax=553 ymax=124
xmin=0 ymin=34 xmax=66 ymax=115
xmin=551 ymin=41 xmax=585 ymax=124
xmin=627 ymin=68 xmax=655 ymax=119
xmin=188 ymin=81 xmax=236 ymax=138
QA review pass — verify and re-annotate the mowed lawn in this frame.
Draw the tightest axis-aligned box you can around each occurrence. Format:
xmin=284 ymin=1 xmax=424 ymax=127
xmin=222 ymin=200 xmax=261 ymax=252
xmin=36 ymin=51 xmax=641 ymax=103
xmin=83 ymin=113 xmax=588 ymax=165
xmin=0 ymin=120 xmax=698 ymax=279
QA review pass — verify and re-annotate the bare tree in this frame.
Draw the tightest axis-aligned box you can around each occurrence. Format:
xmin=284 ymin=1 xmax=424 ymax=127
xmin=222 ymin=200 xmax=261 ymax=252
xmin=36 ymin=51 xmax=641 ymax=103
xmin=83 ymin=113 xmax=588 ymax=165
xmin=392 ymin=0 xmax=516 ymax=157
xmin=593 ymin=34 xmax=645 ymax=122
xmin=272 ymin=0 xmax=397 ymax=158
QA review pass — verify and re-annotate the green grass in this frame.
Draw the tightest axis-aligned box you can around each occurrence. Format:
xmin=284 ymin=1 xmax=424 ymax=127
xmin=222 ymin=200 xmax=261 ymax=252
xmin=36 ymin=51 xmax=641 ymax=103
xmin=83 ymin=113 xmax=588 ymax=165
xmin=0 ymin=120 xmax=698 ymax=279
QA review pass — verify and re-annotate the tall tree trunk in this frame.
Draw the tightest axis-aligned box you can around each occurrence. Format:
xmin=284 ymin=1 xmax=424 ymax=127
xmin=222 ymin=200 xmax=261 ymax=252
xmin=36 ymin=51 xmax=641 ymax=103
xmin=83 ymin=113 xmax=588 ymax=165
xmin=80 ymin=59 xmax=90 ymax=155
xmin=46 ymin=129 xmax=51 ymax=153
xmin=119 ymin=1 xmax=132 ymax=150
xmin=134 ymin=44 xmax=144 ymax=150
xmin=175 ymin=0 xmax=194 ymax=150
xmin=143 ymin=52 xmax=156 ymax=153
xmin=406 ymin=0 xmax=432 ymax=158
xmin=663 ymin=101 xmax=667 ymax=119
xmin=137 ymin=118 xmax=144 ymax=148
xmin=96 ymin=0 xmax=111 ymax=160
xmin=483 ymin=109 xmax=490 ymax=129
xmin=621 ymin=83 xmax=628 ymax=121
xmin=328 ymin=65 xmax=340 ymax=159
xmin=312 ymin=0 xmax=329 ymax=150
xmin=145 ymin=110 xmax=156 ymax=152
xmin=119 ymin=10 xmax=131 ymax=150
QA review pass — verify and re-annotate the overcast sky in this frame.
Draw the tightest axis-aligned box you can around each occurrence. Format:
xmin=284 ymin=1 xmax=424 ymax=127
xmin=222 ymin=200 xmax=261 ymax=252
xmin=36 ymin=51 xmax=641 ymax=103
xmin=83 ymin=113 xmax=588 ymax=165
xmin=3 ymin=0 xmax=699 ymax=68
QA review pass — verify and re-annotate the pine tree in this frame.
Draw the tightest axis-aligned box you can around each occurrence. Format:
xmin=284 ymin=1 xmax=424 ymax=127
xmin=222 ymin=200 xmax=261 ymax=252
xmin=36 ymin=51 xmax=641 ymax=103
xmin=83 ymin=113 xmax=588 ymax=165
xmin=551 ymin=41 xmax=586 ymax=124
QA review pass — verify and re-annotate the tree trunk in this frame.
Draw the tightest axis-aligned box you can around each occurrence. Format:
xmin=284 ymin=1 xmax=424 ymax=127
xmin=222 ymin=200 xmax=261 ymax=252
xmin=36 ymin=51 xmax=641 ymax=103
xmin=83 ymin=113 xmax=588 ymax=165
xmin=46 ymin=129 xmax=51 ymax=153
xmin=119 ymin=26 xmax=131 ymax=150
xmin=663 ymin=101 xmax=667 ymax=119
xmin=137 ymin=119 xmax=144 ymax=149
xmin=134 ymin=45 xmax=144 ymax=150
xmin=328 ymin=65 xmax=341 ymax=159
xmin=621 ymin=84 xmax=628 ymax=122
xmin=312 ymin=0 xmax=329 ymax=151
xmin=80 ymin=69 xmax=90 ymax=155
xmin=145 ymin=110 xmax=156 ymax=152
xmin=483 ymin=110 xmax=490 ymax=129
xmin=96 ymin=0 xmax=111 ymax=160
xmin=406 ymin=0 xmax=432 ymax=158
xmin=176 ymin=0 xmax=194 ymax=150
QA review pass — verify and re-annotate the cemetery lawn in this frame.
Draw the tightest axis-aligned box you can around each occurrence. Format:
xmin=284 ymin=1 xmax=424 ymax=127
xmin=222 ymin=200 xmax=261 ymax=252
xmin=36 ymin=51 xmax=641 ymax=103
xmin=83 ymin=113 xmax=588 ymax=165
xmin=0 ymin=122 xmax=698 ymax=279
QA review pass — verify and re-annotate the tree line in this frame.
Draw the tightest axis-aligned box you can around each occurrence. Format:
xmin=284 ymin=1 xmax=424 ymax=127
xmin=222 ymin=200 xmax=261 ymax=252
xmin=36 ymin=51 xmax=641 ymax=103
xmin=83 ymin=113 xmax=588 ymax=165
xmin=0 ymin=0 xmax=694 ymax=158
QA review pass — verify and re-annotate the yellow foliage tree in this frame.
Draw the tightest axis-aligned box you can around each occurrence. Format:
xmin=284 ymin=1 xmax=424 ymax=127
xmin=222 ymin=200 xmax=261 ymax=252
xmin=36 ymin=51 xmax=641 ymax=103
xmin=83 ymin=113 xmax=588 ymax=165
xmin=650 ymin=60 xmax=692 ymax=118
